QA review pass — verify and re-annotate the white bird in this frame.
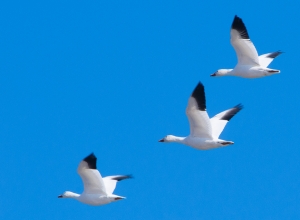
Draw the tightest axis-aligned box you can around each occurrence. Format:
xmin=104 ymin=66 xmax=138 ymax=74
xmin=58 ymin=153 xmax=132 ymax=206
xmin=159 ymin=82 xmax=242 ymax=150
xmin=211 ymin=15 xmax=282 ymax=78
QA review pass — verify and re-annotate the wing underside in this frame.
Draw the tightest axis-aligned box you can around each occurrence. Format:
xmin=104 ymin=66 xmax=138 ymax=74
xmin=77 ymin=161 xmax=107 ymax=195
xmin=102 ymin=175 xmax=132 ymax=195
xmin=210 ymin=104 xmax=243 ymax=139
xmin=230 ymin=16 xmax=259 ymax=66
xmin=186 ymin=98 xmax=212 ymax=138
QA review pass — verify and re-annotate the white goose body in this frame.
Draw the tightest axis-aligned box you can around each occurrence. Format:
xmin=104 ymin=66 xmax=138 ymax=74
xmin=212 ymin=15 xmax=282 ymax=79
xmin=77 ymin=193 xmax=120 ymax=206
xmin=58 ymin=153 xmax=131 ymax=206
xmin=60 ymin=191 xmax=117 ymax=206
xmin=159 ymin=82 xmax=242 ymax=150
xmin=162 ymin=135 xmax=231 ymax=150
xmin=184 ymin=137 xmax=232 ymax=150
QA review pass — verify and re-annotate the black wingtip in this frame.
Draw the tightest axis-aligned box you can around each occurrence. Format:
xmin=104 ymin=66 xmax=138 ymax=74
xmin=112 ymin=175 xmax=133 ymax=181
xmin=267 ymin=51 xmax=284 ymax=59
xmin=234 ymin=103 xmax=244 ymax=110
xmin=220 ymin=104 xmax=243 ymax=121
xmin=83 ymin=153 xmax=97 ymax=169
xmin=191 ymin=82 xmax=206 ymax=111
xmin=231 ymin=15 xmax=250 ymax=39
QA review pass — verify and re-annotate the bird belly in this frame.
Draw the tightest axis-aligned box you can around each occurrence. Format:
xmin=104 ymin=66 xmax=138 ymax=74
xmin=78 ymin=194 xmax=112 ymax=206
xmin=236 ymin=66 xmax=279 ymax=78
xmin=233 ymin=66 xmax=264 ymax=78
xmin=184 ymin=137 xmax=220 ymax=150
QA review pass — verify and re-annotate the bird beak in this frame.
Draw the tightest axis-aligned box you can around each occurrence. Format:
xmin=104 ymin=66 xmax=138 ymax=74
xmin=158 ymin=139 xmax=164 ymax=142
xmin=210 ymin=72 xmax=217 ymax=77
xmin=58 ymin=195 xmax=63 ymax=198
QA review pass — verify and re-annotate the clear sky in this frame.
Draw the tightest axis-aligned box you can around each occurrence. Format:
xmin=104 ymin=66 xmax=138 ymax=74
xmin=0 ymin=0 xmax=299 ymax=219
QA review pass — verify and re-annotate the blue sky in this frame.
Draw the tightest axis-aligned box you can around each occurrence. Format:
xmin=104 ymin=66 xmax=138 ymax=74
xmin=0 ymin=0 xmax=299 ymax=219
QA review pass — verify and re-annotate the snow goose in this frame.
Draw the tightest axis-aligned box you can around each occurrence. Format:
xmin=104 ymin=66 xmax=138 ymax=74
xmin=159 ymin=82 xmax=243 ymax=150
xmin=58 ymin=153 xmax=132 ymax=206
xmin=211 ymin=15 xmax=282 ymax=78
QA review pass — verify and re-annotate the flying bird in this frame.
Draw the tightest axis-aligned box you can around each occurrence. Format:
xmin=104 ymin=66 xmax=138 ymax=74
xmin=159 ymin=82 xmax=243 ymax=150
xmin=58 ymin=153 xmax=132 ymax=206
xmin=211 ymin=15 xmax=282 ymax=78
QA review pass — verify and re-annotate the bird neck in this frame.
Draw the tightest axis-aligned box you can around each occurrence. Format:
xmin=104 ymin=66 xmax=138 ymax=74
xmin=65 ymin=191 xmax=80 ymax=199
xmin=224 ymin=69 xmax=234 ymax=75
xmin=168 ymin=136 xmax=185 ymax=143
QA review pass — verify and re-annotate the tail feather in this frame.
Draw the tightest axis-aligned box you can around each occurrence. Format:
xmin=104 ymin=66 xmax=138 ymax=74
xmin=267 ymin=69 xmax=280 ymax=74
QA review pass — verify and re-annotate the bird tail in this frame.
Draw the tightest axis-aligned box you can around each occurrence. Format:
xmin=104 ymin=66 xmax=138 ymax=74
xmin=266 ymin=69 xmax=280 ymax=74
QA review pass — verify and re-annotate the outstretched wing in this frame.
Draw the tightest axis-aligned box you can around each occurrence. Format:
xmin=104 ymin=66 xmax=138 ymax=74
xmin=102 ymin=175 xmax=132 ymax=195
xmin=230 ymin=15 xmax=259 ymax=66
xmin=258 ymin=51 xmax=283 ymax=68
xmin=210 ymin=104 xmax=243 ymax=139
xmin=77 ymin=153 xmax=107 ymax=195
xmin=186 ymin=82 xmax=212 ymax=138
